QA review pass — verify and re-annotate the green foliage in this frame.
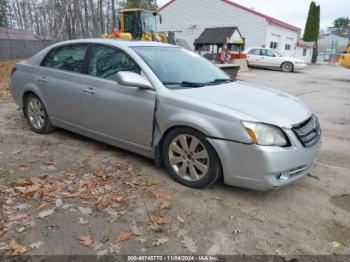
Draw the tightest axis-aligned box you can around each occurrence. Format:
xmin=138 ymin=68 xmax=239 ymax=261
xmin=0 ymin=0 xmax=8 ymax=27
xmin=303 ymin=1 xmax=320 ymax=42
xmin=120 ymin=0 xmax=157 ymax=10
xmin=333 ymin=17 xmax=350 ymax=29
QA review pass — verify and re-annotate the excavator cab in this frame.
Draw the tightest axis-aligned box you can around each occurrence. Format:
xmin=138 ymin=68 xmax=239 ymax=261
xmin=102 ymin=8 xmax=169 ymax=43
xmin=121 ymin=9 xmax=157 ymax=40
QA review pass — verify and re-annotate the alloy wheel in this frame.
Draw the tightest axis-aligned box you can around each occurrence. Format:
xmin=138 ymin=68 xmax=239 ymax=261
xmin=27 ymin=97 xmax=46 ymax=130
xmin=168 ymin=134 xmax=209 ymax=181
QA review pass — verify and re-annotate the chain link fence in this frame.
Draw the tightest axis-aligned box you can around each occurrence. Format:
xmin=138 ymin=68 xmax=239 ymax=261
xmin=0 ymin=39 xmax=54 ymax=61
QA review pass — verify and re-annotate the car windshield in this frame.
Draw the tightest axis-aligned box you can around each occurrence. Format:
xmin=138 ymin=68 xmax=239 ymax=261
xmin=272 ymin=50 xmax=282 ymax=57
xmin=132 ymin=46 xmax=232 ymax=89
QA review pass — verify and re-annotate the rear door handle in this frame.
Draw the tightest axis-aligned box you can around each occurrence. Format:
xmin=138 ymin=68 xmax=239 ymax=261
xmin=38 ymin=77 xmax=47 ymax=83
xmin=83 ymin=87 xmax=96 ymax=95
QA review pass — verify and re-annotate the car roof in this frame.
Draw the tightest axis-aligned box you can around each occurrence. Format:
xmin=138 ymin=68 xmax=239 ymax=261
xmin=52 ymin=38 xmax=176 ymax=48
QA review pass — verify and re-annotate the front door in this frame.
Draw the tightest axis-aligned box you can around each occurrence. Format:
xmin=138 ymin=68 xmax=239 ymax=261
xmin=247 ymin=48 xmax=263 ymax=66
xmin=261 ymin=49 xmax=278 ymax=67
xmin=81 ymin=44 xmax=156 ymax=149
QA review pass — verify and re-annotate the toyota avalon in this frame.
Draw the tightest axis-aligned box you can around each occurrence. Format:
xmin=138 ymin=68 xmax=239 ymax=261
xmin=9 ymin=39 xmax=321 ymax=190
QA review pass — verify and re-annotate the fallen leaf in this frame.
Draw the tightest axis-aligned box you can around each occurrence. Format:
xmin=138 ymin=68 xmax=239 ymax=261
xmin=18 ymin=164 xmax=30 ymax=171
xmin=7 ymin=213 xmax=29 ymax=222
xmin=55 ymin=199 xmax=63 ymax=208
xmin=29 ymin=241 xmax=43 ymax=249
xmin=182 ymin=236 xmax=198 ymax=253
xmin=36 ymin=203 xmax=47 ymax=210
xmin=160 ymin=203 xmax=172 ymax=210
xmin=177 ymin=216 xmax=185 ymax=224
xmin=16 ymin=227 xmax=26 ymax=233
xmin=78 ymin=207 xmax=93 ymax=215
xmin=9 ymin=241 xmax=27 ymax=256
xmin=94 ymin=193 xmax=122 ymax=211
xmin=131 ymin=224 xmax=144 ymax=236
xmin=78 ymin=235 xmax=93 ymax=246
xmin=42 ymin=159 xmax=54 ymax=166
xmin=60 ymin=191 xmax=81 ymax=198
xmin=150 ymin=213 xmax=170 ymax=225
xmin=152 ymin=190 xmax=171 ymax=200
xmin=15 ymin=178 xmax=33 ymax=186
xmin=332 ymin=241 xmax=342 ymax=248
xmin=95 ymin=170 xmax=109 ymax=180
xmin=114 ymin=230 xmax=132 ymax=243
xmin=144 ymin=179 xmax=158 ymax=186
xmin=78 ymin=218 xmax=89 ymax=225
xmin=152 ymin=237 xmax=169 ymax=247
xmin=12 ymin=150 xmax=23 ymax=155
xmin=38 ymin=208 xmax=55 ymax=218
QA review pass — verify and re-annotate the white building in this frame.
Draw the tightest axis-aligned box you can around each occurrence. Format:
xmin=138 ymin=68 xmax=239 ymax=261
xmin=158 ymin=0 xmax=312 ymax=61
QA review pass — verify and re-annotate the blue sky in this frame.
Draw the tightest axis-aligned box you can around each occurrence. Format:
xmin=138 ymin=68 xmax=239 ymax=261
xmin=157 ymin=0 xmax=350 ymax=31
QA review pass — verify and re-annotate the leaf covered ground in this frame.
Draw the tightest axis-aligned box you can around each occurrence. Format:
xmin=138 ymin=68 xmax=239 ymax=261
xmin=0 ymin=60 xmax=20 ymax=103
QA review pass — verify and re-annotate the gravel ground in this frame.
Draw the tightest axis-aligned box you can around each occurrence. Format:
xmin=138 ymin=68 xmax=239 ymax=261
xmin=0 ymin=64 xmax=349 ymax=256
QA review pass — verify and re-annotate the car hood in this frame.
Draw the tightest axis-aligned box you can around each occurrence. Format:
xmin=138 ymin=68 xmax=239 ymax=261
xmin=174 ymin=81 xmax=312 ymax=128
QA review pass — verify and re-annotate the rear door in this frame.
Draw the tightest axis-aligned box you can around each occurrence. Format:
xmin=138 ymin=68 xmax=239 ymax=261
xmin=39 ymin=44 xmax=90 ymax=125
xmin=81 ymin=44 xmax=156 ymax=149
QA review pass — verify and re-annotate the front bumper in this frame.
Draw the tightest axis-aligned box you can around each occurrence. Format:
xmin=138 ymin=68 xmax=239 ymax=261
xmin=208 ymin=129 xmax=321 ymax=190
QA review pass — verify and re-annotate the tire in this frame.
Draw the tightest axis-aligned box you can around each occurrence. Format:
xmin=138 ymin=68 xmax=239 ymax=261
xmin=281 ymin=62 xmax=294 ymax=72
xmin=24 ymin=94 xmax=55 ymax=134
xmin=162 ymin=127 xmax=221 ymax=188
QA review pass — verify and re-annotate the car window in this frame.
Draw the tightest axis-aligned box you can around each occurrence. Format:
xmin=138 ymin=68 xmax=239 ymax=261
xmin=88 ymin=45 xmax=140 ymax=81
xmin=42 ymin=44 xmax=88 ymax=73
xmin=261 ymin=49 xmax=275 ymax=57
xmin=248 ymin=49 xmax=261 ymax=55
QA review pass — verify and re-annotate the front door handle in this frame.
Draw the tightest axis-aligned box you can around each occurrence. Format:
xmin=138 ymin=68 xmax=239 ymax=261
xmin=83 ymin=87 xmax=96 ymax=95
xmin=38 ymin=77 xmax=47 ymax=83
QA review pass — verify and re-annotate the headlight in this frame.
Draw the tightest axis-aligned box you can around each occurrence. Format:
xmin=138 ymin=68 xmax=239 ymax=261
xmin=241 ymin=121 xmax=289 ymax=146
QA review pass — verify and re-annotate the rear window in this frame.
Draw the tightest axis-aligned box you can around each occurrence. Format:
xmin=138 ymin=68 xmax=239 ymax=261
xmin=248 ymin=49 xmax=261 ymax=55
xmin=41 ymin=44 xmax=88 ymax=73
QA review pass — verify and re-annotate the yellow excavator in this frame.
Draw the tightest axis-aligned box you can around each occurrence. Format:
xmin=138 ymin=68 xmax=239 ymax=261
xmin=339 ymin=41 xmax=350 ymax=69
xmin=102 ymin=8 xmax=173 ymax=43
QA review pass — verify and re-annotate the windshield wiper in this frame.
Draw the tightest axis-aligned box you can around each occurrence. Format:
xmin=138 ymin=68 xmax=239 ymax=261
xmin=206 ymin=78 xmax=234 ymax=84
xmin=162 ymin=81 xmax=205 ymax=87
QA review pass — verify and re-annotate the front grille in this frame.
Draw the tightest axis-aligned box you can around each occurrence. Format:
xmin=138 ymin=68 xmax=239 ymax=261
xmin=292 ymin=115 xmax=321 ymax=147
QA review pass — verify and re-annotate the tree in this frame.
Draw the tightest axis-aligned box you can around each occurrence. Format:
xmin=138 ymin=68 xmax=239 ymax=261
xmin=303 ymin=1 xmax=320 ymax=63
xmin=120 ymin=0 xmax=157 ymax=10
xmin=0 ymin=0 xmax=8 ymax=27
xmin=330 ymin=17 xmax=350 ymax=37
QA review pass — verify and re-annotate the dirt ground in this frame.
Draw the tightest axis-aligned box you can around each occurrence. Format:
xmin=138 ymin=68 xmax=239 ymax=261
xmin=0 ymin=63 xmax=349 ymax=256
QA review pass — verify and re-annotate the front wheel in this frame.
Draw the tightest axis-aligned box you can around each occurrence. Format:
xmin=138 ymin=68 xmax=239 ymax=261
xmin=281 ymin=62 xmax=294 ymax=72
xmin=162 ymin=128 xmax=221 ymax=188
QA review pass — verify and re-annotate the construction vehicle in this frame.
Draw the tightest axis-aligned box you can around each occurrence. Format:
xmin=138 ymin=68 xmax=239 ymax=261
xmin=102 ymin=8 xmax=173 ymax=43
xmin=339 ymin=41 xmax=350 ymax=69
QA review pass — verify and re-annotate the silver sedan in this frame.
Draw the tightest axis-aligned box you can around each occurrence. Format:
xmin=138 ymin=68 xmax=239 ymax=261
xmin=9 ymin=39 xmax=321 ymax=190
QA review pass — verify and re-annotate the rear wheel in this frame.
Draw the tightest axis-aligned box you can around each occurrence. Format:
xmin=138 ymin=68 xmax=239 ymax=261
xmin=24 ymin=94 xmax=55 ymax=134
xmin=281 ymin=62 xmax=294 ymax=72
xmin=162 ymin=128 xmax=221 ymax=188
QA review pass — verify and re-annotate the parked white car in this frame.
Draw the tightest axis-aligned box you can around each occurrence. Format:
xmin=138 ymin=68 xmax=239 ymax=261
xmin=245 ymin=47 xmax=308 ymax=72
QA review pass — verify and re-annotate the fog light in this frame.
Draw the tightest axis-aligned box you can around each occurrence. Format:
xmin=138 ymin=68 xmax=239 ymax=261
xmin=278 ymin=171 xmax=290 ymax=180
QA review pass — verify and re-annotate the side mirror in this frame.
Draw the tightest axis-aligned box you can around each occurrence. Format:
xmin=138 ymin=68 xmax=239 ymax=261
xmin=116 ymin=71 xmax=153 ymax=90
